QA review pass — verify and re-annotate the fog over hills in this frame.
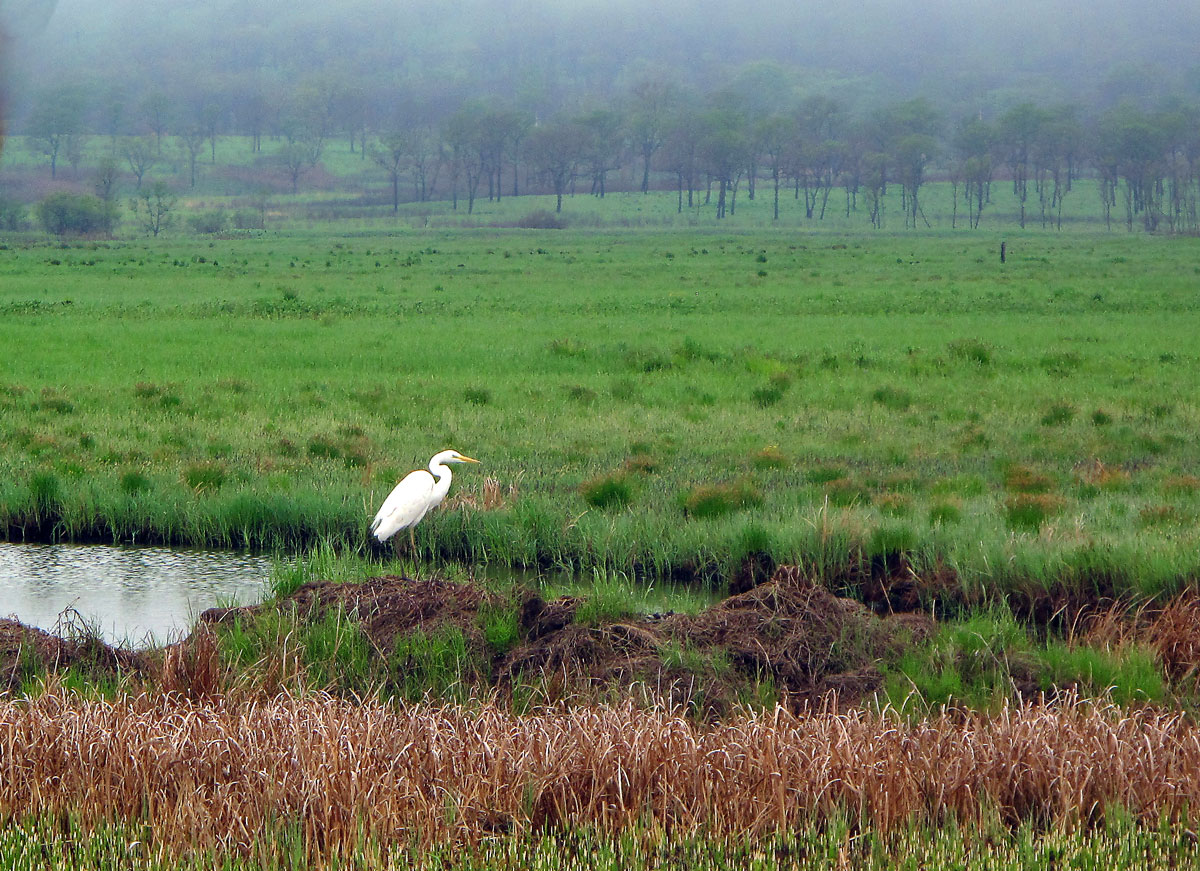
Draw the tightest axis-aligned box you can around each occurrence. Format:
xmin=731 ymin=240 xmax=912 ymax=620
xmin=6 ymin=0 xmax=1200 ymax=124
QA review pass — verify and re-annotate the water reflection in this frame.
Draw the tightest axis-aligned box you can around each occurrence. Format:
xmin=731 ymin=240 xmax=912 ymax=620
xmin=0 ymin=542 xmax=270 ymax=646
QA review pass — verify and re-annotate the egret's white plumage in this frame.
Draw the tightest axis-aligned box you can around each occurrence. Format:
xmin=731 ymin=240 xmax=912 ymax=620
xmin=371 ymin=450 xmax=479 ymax=548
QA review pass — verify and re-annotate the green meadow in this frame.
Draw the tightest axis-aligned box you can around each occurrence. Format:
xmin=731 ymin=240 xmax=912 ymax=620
xmin=3 ymin=211 xmax=1200 ymax=600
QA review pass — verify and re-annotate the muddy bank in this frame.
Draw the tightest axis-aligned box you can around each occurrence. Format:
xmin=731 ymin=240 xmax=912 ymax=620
xmin=196 ymin=566 xmax=931 ymax=712
xmin=4 ymin=566 xmax=932 ymax=712
xmin=0 ymin=617 xmax=144 ymax=692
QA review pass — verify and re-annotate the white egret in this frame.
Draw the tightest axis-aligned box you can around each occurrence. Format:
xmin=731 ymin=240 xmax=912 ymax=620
xmin=370 ymin=450 xmax=480 ymax=555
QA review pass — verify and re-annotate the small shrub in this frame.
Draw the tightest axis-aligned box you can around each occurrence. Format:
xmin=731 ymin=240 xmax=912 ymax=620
xmin=231 ymin=209 xmax=263 ymax=230
xmin=574 ymin=574 xmax=639 ymax=625
xmin=1091 ymin=408 xmax=1113 ymax=426
xmin=184 ymin=462 xmax=227 ymax=492
xmin=825 ymin=477 xmax=868 ymax=506
xmin=1037 ymin=642 xmax=1166 ymax=706
xmin=478 ymin=602 xmax=521 ymax=654
xmin=806 ymin=465 xmax=847 ymax=485
xmin=514 ymin=209 xmax=567 ymax=229
xmin=391 ymin=627 xmax=472 ymax=702
xmin=581 ymin=474 xmax=633 ymax=510
xmin=0 ymin=196 xmax=28 ymax=231
xmin=34 ymin=397 xmax=74 ymax=414
xmin=1004 ymin=493 xmax=1064 ymax=531
xmin=188 ymin=209 xmax=229 ymax=234
xmin=36 ymin=192 xmax=117 ymax=237
xmin=869 ymin=523 xmax=918 ymax=555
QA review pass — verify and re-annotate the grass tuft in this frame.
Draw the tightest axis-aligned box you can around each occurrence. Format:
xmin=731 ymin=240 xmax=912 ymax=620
xmin=681 ymin=479 xmax=763 ymax=518
xmin=581 ymin=474 xmax=634 ymax=510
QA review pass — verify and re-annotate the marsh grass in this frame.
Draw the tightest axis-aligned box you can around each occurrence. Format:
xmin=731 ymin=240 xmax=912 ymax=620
xmin=3 ymin=229 xmax=1200 ymax=599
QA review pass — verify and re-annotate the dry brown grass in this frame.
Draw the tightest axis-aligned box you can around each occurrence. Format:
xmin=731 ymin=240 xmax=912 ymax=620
xmin=442 ymin=475 xmax=520 ymax=512
xmin=1079 ymin=593 xmax=1200 ymax=692
xmin=3 ymin=689 xmax=1200 ymax=861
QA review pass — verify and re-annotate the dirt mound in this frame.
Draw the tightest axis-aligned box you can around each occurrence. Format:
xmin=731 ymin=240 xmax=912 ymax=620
xmin=6 ymin=567 xmax=931 ymax=714
xmin=666 ymin=565 xmax=931 ymax=702
xmin=0 ymin=617 xmax=142 ymax=692
xmin=498 ymin=566 xmax=930 ymax=712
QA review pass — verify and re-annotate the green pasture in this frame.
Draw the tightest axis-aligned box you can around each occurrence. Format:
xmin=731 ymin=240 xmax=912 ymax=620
xmin=2 ymin=222 xmax=1200 ymax=599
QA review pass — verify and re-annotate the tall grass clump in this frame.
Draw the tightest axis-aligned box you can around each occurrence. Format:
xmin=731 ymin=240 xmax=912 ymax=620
xmin=947 ymin=338 xmax=992 ymax=366
xmin=391 ymin=627 xmax=474 ymax=701
xmin=580 ymin=473 xmax=633 ymax=510
xmin=681 ymin=480 xmax=763 ymax=519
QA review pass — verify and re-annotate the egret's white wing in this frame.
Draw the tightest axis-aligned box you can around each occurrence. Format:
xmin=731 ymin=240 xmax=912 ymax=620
xmin=371 ymin=470 xmax=435 ymax=542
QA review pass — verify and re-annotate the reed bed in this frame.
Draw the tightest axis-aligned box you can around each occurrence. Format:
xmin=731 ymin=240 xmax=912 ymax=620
xmin=2 ymin=689 xmax=1199 ymax=861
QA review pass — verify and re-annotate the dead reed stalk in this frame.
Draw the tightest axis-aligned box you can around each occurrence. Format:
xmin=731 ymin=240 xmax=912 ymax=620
xmin=1 ymin=690 xmax=1198 ymax=860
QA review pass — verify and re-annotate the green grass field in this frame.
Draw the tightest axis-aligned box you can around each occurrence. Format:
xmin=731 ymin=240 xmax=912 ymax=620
xmin=2 ymin=216 xmax=1199 ymax=601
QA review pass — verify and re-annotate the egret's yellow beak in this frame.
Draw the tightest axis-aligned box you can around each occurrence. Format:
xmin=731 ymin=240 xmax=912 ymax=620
xmin=459 ymin=455 xmax=481 ymax=464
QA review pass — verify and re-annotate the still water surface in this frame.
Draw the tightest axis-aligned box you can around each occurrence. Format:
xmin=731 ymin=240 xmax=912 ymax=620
xmin=0 ymin=542 xmax=270 ymax=645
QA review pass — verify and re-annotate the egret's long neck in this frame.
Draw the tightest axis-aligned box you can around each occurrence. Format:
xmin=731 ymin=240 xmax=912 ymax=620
xmin=428 ymin=460 xmax=453 ymax=505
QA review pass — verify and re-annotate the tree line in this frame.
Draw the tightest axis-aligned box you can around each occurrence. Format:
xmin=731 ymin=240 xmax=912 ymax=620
xmin=14 ymin=77 xmax=1200 ymax=233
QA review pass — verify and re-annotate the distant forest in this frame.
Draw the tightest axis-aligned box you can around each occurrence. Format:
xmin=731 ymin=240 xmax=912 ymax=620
xmin=3 ymin=0 xmax=1200 ymax=232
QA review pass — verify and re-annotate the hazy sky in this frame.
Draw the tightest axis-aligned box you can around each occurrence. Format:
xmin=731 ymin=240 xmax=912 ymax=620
xmin=6 ymin=0 xmax=1200 ymax=122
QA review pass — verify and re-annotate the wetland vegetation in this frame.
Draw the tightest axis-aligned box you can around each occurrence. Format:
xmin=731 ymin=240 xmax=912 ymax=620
xmin=2 ymin=218 xmax=1198 ymax=601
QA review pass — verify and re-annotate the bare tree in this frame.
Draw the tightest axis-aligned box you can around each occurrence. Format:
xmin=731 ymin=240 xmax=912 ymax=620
xmin=122 ymin=136 xmax=157 ymax=190
xmin=180 ymin=128 xmax=206 ymax=188
xmin=29 ymin=86 xmax=87 ymax=179
xmin=372 ymin=133 xmax=407 ymax=212
xmin=526 ymin=120 xmax=585 ymax=213
xmin=140 ymin=92 xmax=172 ymax=154
xmin=626 ymin=77 xmax=676 ymax=193
xmin=130 ymin=181 xmax=177 ymax=237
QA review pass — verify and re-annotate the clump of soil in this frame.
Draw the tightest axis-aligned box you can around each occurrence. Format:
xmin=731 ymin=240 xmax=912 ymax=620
xmin=202 ymin=575 xmax=491 ymax=654
xmin=0 ymin=618 xmax=142 ymax=692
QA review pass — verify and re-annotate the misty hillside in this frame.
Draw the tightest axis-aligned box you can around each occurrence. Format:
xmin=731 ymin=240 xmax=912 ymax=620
xmin=7 ymin=0 xmax=1200 ymax=123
